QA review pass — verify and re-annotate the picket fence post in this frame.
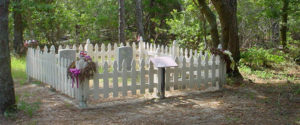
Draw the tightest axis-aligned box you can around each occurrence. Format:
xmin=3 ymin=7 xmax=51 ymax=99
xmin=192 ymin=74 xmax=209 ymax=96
xmin=77 ymin=40 xmax=94 ymax=108
xmin=27 ymin=48 xmax=33 ymax=83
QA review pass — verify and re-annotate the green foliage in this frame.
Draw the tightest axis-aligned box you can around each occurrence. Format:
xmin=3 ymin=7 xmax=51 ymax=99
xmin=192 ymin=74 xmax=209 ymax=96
xmin=17 ymin=101 xmax=41 ymax=117
xmin=10 ymin=0 xmax=125 ymax=44
xmin=239 ymin=64 xmax=296 ymax=80
xmin=237 ymin=0 xmax=300 ymax=47
xmin=11 ymin=56 xmax=27 ymax=85
xmin=286 ymin=40 xmax=300 ymax=59
xmin=143 ymin=0 xmax=182 ymax=44
xmin=290 ymin=84 xmax=300 ymax=95
xmin=4 ymin=95 xmax=41 ymax=118
xmin=240 ymin=47 xmax=285 ymax=69
xmin=239 ymin=65 xmax=275 ymax=79
xmin=165 ymin=0 xmax=205 ymax=50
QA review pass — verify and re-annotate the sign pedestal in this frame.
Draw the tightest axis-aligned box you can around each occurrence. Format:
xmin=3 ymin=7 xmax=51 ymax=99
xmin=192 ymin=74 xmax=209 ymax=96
xmin=160 ymin=68 xmax=166 ymax=99
xmin=150 ymin=56 xmax=178 ymax=99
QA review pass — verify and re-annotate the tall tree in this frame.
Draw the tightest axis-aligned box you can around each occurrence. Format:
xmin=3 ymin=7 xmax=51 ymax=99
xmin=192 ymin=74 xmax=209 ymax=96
xmin=119 ymin=0 xmax=126 ymax=43
xmin=194 ymin=0 xmax=241 ymax=77
xmin=195 ymin=0 xmax=220 ymax=48
xmin=0 ymin=0 xmax=16 ymax=114
xmin=13 ymin=0 xmax=24 ymax=55
xmin=211 ymin=0 xmax=241 ymax=77
xmin=147 ymin=0 xmax=155 ymax=41
xmin=135 ymin=0 xmax=144 ymax=39
xmin=281 ymin=0 xmax=289 ymax=48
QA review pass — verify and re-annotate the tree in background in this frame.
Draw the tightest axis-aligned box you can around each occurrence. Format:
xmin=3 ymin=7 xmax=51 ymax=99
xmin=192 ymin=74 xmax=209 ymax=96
xmin=194 ymin=0 xmax=242 ymax=77
xmin=194 ymin=0 xmax=220 ymax=48
xmin=211 ymin=0 xmax=241 ymax=77
xmin=0 ymin=0 xmax=16 ymax=114
xmin=166 ymin=1 xmax=207 ymax=50
xmin=135 ymin=0 xmax=144 ymax=39
xmin=144 ymin=0 xmax=182 ymax=44
xmin=281 ymin=0 xmax=289 ymax=48
xmin=119 ymin=0 xmax=126 ymax=43
xmin=13 ymin=0 xmax=24 ymax=55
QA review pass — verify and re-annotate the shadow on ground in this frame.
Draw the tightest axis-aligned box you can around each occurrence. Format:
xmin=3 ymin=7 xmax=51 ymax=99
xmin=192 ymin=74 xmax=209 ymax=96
xmin=1 ymin=79 xmax=300 ymax=125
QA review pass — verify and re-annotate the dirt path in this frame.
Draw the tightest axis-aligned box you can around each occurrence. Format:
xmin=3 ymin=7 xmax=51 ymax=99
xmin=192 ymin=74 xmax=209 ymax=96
xmin=1 ymin=64 xmax=300 ymax=125
xmin=1 ymin=78 xmax=299 ymax=125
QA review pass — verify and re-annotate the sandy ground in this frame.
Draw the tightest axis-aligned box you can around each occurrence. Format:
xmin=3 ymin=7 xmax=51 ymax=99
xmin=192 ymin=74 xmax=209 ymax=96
xmin=1 ymin=65 xmax=300 ymax=125
xmin=1 ymin=80 xmax=299 ymax=125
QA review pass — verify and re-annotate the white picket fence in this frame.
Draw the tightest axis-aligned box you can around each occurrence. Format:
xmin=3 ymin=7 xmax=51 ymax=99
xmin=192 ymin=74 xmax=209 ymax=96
xmin=26 ymin=40 xmax=227 ymax=108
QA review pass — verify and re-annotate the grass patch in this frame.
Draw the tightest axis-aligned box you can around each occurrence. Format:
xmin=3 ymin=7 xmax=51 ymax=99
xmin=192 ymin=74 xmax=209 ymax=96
xmin=4 ymin=95 xmax=41 ymax=118
xmin=31 ymin=81 xmax=42 ymax=85
xmin=11 ymin=56 xmax=27 ymax=85
xmin=239 ymin=64 xmax=296 ymax=80
xmin=17 ymin=101 xmax=41 ymax=117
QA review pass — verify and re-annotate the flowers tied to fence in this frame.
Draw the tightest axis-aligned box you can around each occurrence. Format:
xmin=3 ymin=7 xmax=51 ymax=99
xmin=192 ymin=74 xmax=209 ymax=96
xmin=210 ymin=48 xmax=235 ymax=70
xmin=24 ymin=40 xmax=39 ymax=48
xmin=67 ymin=51 xmax=97 ymax=88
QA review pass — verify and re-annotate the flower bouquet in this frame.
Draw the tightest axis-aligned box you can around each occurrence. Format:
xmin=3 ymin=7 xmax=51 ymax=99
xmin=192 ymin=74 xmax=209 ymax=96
xmin=67 ymin=51 xmax=97 ymax=88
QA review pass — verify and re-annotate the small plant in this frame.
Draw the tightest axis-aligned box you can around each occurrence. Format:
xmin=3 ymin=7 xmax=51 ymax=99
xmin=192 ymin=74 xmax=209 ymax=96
xmin=291 ymin=84 xmax=300 ymax=95
xmin=4 ymin=107 xmax=17 ymax=119
xmin=240 ymin=47 xmax=285 ymax=69
xmin=32 ymin=81 xmax=42 ymax=85
xmin=17 ymin=101 xmax=41 ymax=117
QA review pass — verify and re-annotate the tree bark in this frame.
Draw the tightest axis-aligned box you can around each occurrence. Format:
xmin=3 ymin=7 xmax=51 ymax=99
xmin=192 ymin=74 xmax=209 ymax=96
xmin=196 ymin=0 xmax=220 ymax=48
xmin=148 ymin=0 xmax=156 ymax=41
xmin=13 ymin=0 xmax=24 ymax=56
xmin=119 ymin=0 xmax=126 ymax=43
xmin=200 ymin=11 xmax=208 ymax=50
xmin=211 ymin=0 xmax=241 ymax=77
xmin=271 ymin=19 xmax=280 ymax=44
xmin=281 ymin=0 xmax=289 ymax=48
xmin=135 ymin=0 xmax=144 ymax=39
xmin=0 ymin=0 xmax=16 ymax=114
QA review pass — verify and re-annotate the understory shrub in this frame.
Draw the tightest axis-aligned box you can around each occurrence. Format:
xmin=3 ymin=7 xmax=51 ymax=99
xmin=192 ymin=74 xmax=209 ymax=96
xmin=240 ymin=47 xmax=285 ymax=69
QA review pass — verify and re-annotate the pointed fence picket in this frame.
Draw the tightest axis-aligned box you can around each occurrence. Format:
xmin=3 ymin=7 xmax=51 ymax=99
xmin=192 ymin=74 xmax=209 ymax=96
xmin=26 ymin=39 xmax=227 ymax=108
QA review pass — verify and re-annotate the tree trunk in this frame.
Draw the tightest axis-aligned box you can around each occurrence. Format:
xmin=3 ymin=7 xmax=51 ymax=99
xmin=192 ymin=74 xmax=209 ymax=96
xmin=281 ymin=0 xmax=289 ymax=48
xmin=0 ymin=0 xmax=16 ymax=114
xmin=119 ymin=0 xmax=126 ymax=43
xmin=196 ymin=0 xmax=220 ymax=48
xmin=135 ymin=0 xmax=144 ymax=39
xmin=212 ymin=0 xmax=241 ymax=77
xmin=13 ymin=0 xmax=24 ymax=56
xmin=148 ymin=0 xmax=156 ymax=41
xmin=200 ymin=11 xmax=208 ymax=50
xmin=271 ymin=19 xmax=280 ymax=45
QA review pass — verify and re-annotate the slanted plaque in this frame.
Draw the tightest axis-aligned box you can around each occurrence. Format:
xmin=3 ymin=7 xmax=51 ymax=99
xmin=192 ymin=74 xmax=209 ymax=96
xmin=150 ymin=56 xmax=178 ymax=68
xmin=150 ymin=56 xmax=177 ymax=99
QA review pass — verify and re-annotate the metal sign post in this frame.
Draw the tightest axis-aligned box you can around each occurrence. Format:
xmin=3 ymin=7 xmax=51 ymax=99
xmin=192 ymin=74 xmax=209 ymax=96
xmin=150 ymin=56 xmax=178 ymax=99
xmin=160 ymin=67 xmax=166 ymax=99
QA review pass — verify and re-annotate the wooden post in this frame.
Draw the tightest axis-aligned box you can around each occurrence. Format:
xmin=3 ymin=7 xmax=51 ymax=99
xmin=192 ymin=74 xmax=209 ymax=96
xmin=161 ymin=68 xmax=166 ymax=99
xmin=172 ymin=40 xmax=177 ymax=58
xmin=26 ymin=48 xmax=33 ymax=83
xmin=76 ymin=59 xmax=88 ymax=108
xmin=78 ymin=79 xmax=88 ymax=108
xmin=139 ymin=37 xmax=145 ymax=59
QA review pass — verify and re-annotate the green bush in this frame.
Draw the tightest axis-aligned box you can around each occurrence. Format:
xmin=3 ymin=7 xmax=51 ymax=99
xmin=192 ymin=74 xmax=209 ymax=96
xmin=287 ymin=40 xmax=300 ymax=59
xmin=240 ymin=47 xmax=285 ymax=69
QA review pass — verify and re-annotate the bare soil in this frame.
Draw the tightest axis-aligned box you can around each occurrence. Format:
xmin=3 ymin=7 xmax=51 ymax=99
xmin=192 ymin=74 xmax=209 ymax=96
xmin=1 ymin=69 xmax=300 ymax=125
